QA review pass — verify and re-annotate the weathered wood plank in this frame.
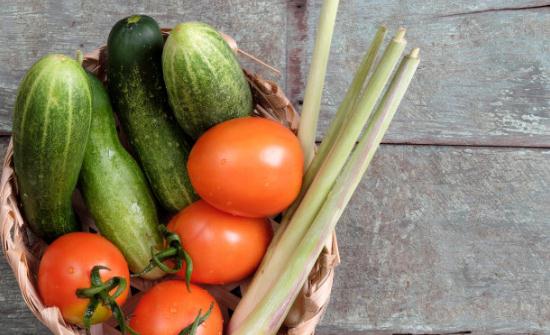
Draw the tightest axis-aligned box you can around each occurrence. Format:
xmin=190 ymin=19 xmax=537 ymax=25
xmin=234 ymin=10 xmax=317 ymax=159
xmin=0 ymin=0 xmax=287 ymax=133
xmin=1 ymin=140 xmax=549 ymax=334
xmin=318 ymin=145 xmax=550 ymax=334
xmin=294 ymin=1 xmax=550 ymax=146
xmin=2 ymin=1 xmax=550 ymax=147
xmin=0 ymin=258 xmax=49 ymax=334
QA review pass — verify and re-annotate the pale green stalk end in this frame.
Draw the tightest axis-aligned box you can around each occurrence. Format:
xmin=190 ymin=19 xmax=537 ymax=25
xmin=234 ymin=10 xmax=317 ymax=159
xmin=297 ymin=0 xmax=341 ymax=168
xmin=283 ymin=25 xmax=387 ymax=225
xmin=278 ymin=26 xmax=406 ymax=237
xmin=307 ymin=25 xmax=387 ymax=182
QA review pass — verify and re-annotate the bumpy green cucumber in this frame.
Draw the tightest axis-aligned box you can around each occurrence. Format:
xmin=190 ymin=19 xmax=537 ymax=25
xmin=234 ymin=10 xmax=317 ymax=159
xmin=107 ymin=15 xmax=196 ymax=212
xmin=79 ymin=73 xmax=164 ymax=279
xmin=162 ymin=22 xmax=253 ymax=139
xmin=13 ymin=54 xmax=91 ymax=241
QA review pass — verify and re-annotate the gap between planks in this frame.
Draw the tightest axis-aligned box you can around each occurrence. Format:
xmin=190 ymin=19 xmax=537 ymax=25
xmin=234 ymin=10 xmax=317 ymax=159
xmin=0 ymin=134 xmax=548 ymax=151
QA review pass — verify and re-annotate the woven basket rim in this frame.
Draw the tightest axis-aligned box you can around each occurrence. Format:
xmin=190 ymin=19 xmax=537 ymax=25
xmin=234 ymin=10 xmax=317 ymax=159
xmin=0 ymin=30 xmax=340 ymax=335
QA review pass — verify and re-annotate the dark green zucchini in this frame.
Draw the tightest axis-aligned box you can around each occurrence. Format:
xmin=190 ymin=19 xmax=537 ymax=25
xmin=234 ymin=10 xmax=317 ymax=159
xmin=107 ymin=15 xmax=196 ymax=212
xmin=79 ymin=73 xmax=164 ymax=279
xmin=13 ymin=54 xmax=92 ymax=241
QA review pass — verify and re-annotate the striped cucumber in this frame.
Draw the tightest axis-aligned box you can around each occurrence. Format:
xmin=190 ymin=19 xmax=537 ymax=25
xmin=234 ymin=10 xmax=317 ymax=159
xmin=79 ymin=73 xmax=164 ymax=279
xmin=107 ymin=15 xmax=196 ymax=212
xmin=162 ymin=22 xmax=253 ymax=139
xmin=13 ymin=54 xmax=92 ymax=241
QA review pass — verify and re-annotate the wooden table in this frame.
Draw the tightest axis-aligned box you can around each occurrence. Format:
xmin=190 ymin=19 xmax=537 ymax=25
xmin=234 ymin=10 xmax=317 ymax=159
xmin=1 ymin=1 xmax=549 ymax=334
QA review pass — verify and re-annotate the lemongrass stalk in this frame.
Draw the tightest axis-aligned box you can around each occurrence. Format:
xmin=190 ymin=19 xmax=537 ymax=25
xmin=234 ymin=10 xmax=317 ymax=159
xmin=298 ymin=0 xmax=340 ymax=167
xmin=307 ymin=26 xmax=386 ymax=185
xmin=283 ymin=26 xmax=387 ymax=325
xmin=229 ymin=30 xmax=407 ymax=333
xmin=279 ymin=25 xmax=387 ymax=230
xmin=232 ymin=49 xmax=421 ymax=335
xmin=259 ymin=28 xmax=406 ymax=266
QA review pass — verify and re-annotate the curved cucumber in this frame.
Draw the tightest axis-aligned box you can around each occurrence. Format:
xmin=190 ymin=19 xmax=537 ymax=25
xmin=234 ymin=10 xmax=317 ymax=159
xmin=13 ymin=54 xmax=91 ymax=241
xmin=79 ymin=73 xmax=164 ymax=279
xmin=162 ymin=22 xmax=253 ymax=139
xmin=107 ymin=15 xmax=196 ymax=212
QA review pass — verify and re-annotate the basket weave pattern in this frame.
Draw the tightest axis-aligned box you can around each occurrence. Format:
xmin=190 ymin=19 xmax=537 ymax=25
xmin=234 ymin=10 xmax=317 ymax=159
xmin=0 ymin=32 xmax=339 ymax=335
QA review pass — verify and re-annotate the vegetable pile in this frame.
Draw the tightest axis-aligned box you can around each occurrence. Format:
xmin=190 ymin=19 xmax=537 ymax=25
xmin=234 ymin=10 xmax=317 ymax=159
xmin=10 ymin=1 xmax=420 ymax=334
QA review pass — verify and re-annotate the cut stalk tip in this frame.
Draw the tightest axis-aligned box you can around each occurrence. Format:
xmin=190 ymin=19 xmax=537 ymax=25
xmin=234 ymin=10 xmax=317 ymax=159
xmin=410 ymin=47 xmax=420 ymax=58
xmin=395 ymin=27 xmax=407 ymax=42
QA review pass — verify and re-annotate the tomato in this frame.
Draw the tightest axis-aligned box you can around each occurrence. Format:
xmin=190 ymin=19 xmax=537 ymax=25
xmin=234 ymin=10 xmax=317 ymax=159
xmin=130 ymin=281 xmax=223 ymax=335
xmin=168 ymin=200 xmax=272 ymax=284
xmin=188 ymin=117 xmax=304 ymax=218
xmin=38 ymin=232 xmax=130 ymax=326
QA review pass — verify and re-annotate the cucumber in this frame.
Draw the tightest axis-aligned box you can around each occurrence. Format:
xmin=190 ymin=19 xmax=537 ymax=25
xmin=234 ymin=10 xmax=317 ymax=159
xmin=79 ymin=73 xmax=165 ymax=280
xmin=107 ymin=15 xmax=196 ymax=212
xmin=13 ymin=54 xmax=91 ymax=241
xmin=162 ymin=22 xmax=253 ymax=139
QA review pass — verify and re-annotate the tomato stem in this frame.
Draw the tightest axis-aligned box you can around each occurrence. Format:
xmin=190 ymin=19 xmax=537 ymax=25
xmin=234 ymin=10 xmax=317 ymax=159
xmin=76 ymin=265 xmax=137 ymax=335
xmin=179 ymin=302 xmax=214 ymax=335
xmin=132 ymin=225 xmax=193 ymax=291
xmin=76 ymin=49 xmax=84 ymax=65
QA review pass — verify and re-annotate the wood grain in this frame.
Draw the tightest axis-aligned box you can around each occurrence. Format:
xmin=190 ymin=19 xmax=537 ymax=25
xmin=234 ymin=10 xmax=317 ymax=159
xmin=321 ymin=144 xmax=550 ymax=334
xmin=2 ymin=140 xmax=549 ymax=334
xmin=0 ymin=259 xmax=48 ymax=334
xmin=1 ymin=1 xmax=549 ymax=147
xmin=294 ymin=0 xmax=550 ymax=146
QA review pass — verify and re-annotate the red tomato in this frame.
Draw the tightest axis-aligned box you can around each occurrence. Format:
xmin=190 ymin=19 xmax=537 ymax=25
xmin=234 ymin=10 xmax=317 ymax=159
xmin=188 ymin=117 xmax=304 ymax=218
xmin=130 ymin=281 xmax=223 ymax=335
xmin=38 ymin=232 xmax=130 ymax=326
xmin=168 ymin=200 xmax=272 ymax=284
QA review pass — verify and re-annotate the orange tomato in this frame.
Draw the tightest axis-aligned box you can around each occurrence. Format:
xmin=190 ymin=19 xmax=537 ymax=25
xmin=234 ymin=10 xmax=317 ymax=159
xmin=168 ymin=200 xmax=272 ymax=284
xmin=188 ymin=117 xmax=304 ymax=218
xmin=38 ymin=232 xmax=130 ymax=326
xmin=130 ymin=281 xmax=223 ymax=335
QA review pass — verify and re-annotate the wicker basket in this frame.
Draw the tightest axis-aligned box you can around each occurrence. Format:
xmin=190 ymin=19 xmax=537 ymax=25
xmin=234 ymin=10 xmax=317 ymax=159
xmin=0 ymin=31 xmax=340 ymax=335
